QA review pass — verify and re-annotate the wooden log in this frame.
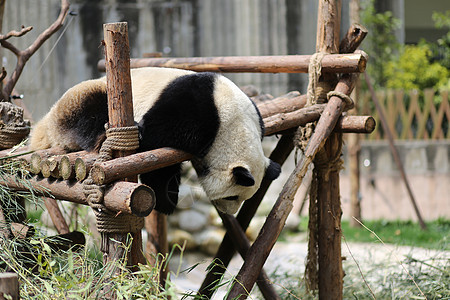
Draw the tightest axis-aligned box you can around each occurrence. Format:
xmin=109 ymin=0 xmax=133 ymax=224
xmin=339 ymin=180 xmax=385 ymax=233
xmin=315 ymin=2 xmax=344 ymax=299
xmin=198 ymin=134 xmax=294 ymax=298
xmin=0 ymin=174 xmax=155 ymax=217
xmin=97 ymin=53 xmax=368 ymax=74
xmin=0 ymin=146 xmax=31 ymax=159
xmin=91 ymin=147 xmax=192 ymax=185
xmin=145 ymin=211 xmax=168 ymax=287
xmin=0 ymin=273 xmax=19 ymax=300
xmin=219 ymin=212 xmax=281 ymax=300
xmin=29 ymin=148 xmax=66 ymax=174
xmin=56 ymin=150 xmax=97 ymax=181
xmin=89 ymin=112 xmax=373 ymax=186
xmin=264 ymin=104 xmax=326 ymax=135
xmin=257 ymin=93 xmax=306 ymax=118
xmin=338 ymin=115 xmax=375 ymax=133
xmin=226 ymin=74 xmax=357 ymax=300
xmin=103 ymin=21 xmax=145 ymax=268
xmin=40 ymin=157 xmax=59 ymax=178
xmin=75 ymin=154 xmax=97 ymax=181
xmin=43 ymin=197 xmax=70 ymax=234
xmin=339 ymin=23 xmax=368 ymax=54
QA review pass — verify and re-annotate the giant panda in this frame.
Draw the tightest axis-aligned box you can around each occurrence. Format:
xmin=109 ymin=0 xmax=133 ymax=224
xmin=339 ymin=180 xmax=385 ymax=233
xmin=30 ymin=67 xmax=281 ymax=215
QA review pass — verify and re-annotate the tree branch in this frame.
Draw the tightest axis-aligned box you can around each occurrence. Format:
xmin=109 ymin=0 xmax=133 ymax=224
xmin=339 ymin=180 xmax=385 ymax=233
xmin=1 ymin=0 xmax=70 ymax=101
xmin=0 ymin=25 xmax=33 ymax=41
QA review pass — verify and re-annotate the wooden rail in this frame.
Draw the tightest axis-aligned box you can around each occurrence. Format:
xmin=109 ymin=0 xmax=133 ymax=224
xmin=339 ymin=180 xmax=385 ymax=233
xmin=97 ymin=53 xmax=367 ymax=74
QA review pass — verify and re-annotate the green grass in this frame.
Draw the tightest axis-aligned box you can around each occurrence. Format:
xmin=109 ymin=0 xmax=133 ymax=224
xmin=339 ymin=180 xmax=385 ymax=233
xmin=341 ymin=218 xmax=449 ymax=250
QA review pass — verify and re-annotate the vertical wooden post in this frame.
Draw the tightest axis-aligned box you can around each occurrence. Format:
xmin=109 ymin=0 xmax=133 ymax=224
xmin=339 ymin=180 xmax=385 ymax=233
xmin=102 ymin=22 xmax=145 ymax=267
xmin=0 ymin=273 xmax=19 ymax=300
xmin=315 ymin=1 xmax=343 ymax=299
xmin=348 ymin=0 xmax=362 ymax=227
xmin=145 ymin=212 xmax=168 ymax=285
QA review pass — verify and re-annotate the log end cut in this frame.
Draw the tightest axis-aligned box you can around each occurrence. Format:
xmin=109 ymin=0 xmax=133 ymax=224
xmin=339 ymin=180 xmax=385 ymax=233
xmin=130 ymin=185 xmax=156 ymax=217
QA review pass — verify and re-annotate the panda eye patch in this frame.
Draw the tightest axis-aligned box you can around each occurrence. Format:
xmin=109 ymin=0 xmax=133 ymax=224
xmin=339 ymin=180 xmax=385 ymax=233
xmin=223 ymin=195 xmax=239 ymax=201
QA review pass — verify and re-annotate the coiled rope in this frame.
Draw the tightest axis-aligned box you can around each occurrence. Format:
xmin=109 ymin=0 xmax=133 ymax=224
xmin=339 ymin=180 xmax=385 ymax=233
xmin=83 ymin=125 xmax=144 ymax=237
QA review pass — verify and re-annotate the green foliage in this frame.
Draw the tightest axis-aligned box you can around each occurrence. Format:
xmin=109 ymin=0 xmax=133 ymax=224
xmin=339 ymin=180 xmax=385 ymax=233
xmin=360 ymin=0 xmax=401 ymax=88
xmin=431 ymin=11 xmax=450 ymax=70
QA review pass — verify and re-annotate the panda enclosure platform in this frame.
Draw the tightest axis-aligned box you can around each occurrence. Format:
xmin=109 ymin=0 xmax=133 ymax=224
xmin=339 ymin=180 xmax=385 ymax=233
xmin=0 ymin=1 xmax=376 ymax=299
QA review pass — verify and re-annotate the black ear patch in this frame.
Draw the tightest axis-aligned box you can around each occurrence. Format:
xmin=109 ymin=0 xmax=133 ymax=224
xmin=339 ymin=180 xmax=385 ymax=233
xmin=233 ymin=167 xmax=255 ymax=187
xmin=264 ymin=160 xmax=281 ymax=181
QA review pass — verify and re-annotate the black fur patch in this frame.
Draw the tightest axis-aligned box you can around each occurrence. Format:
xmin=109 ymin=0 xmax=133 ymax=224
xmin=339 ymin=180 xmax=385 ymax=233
xmin=138 ymin=72 xmax=220 ymax=214
xmin=140 ymin=164 xmax=181 ymax=215
xmin=233 ymin=166 xmax=255 ymax=187
xmin=264 ymin=160 xmax=281 ymax=181
xmin=59 ymin=90 xmax=109 ymax=151
xmin=138 ymin=72 xmax=220 ymax=156
xmin=250 ymin=99 xmax=265 ymax=139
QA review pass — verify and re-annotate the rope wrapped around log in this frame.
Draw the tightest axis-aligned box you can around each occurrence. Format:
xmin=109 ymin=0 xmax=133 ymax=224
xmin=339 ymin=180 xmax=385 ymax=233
xmin=83 ymin=125 xmax=145 ymax=234
xmin=0 ymin=103 xmax=30 ymax=150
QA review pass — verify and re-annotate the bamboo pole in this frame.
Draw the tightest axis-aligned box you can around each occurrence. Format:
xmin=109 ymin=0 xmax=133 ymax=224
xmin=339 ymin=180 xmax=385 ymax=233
xmin=102 ymin=21 xmax=145 ymax=267
xmin=97 ymin=53 xmax=367 ymax=74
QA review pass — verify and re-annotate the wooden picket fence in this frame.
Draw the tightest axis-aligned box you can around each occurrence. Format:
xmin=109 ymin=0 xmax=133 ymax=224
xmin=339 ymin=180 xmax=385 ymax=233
xmin=359 ymin=89 xmax=449 ymax=140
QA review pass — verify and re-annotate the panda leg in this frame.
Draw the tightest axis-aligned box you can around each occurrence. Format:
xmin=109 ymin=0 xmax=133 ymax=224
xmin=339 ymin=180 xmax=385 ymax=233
xmin=140 ymin=163 xmax=181 ymax=215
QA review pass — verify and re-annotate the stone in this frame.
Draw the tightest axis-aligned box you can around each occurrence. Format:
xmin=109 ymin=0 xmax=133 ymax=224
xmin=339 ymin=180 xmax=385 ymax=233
xmin=178 ymin=210 xmax=208 ymax=232
xmin=168 ymin=229 xmax=197 ymax=251
xmin=196 ymin=228 xmax=226 ymax=256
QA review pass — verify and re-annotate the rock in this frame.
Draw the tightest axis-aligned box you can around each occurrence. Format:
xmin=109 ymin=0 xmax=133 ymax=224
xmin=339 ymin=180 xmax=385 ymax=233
xmin=168 ymin=229 xmax=197 ymax=251
xmin=178 ymin=210 xmax=208 ymax=232
xmin=246 ymin=216 xmax=266 ymax=241
xmin=196 ymin=228 xmax=226 ymax=256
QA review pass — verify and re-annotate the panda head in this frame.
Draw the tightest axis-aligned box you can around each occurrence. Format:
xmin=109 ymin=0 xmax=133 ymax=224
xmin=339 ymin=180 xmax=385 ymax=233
xmin=191 ymin=75 xmax=281 ymax=214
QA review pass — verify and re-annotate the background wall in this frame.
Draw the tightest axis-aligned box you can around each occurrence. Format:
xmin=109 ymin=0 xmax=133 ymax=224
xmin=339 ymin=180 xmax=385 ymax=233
xmin=4 ymin=0 xmax=351 ymax=121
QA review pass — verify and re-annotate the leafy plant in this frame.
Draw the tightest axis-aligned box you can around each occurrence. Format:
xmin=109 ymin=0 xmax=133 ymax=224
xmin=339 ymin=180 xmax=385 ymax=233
xmin=360 ymin=0 xmax=401 ymax=88
xmin=385 ymin=43 xmax=449 ymax=92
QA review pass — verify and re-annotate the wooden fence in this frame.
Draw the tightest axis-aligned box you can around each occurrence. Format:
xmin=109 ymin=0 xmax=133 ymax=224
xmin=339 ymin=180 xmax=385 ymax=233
xmin=359 ymin=89 xmax=449 ymax=140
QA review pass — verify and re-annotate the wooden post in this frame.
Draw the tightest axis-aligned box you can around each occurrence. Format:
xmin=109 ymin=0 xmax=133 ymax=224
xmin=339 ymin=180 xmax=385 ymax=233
xmin=364 ymin=73 xmax=427 ymax=230
xmin=145 ymin=212 xmax=168 ymax=286
xmin=0 ymin=273 xmax=19 ymax=300
xmin=43 ymin=197 xmax=70 ymax=234
xmin=198 ymin=134 xmax=294 ymax=298
xmin=348 ymin=0 xmax=363 ymax=227
xmin=102 ymin=22 xmax=145 ymax=267
xmin=315 ymin=1 xmax=343 ymax=299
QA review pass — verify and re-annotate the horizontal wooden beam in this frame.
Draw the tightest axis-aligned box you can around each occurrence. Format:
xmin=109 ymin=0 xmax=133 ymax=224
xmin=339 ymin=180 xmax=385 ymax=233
xmin=90 ymin=113 xmax=374 ymax=185
xmin=0 ymin=175 xmax=154 ymax=217
xmin=97 ymin=53 xmax=367 ymax=74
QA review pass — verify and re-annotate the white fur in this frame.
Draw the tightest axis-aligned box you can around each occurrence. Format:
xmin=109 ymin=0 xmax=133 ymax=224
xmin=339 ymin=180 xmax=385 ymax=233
xmin=194 ymin=75 xmax=269 ymax=214
xmin=31 ymin=67 xmax=271 ymax=215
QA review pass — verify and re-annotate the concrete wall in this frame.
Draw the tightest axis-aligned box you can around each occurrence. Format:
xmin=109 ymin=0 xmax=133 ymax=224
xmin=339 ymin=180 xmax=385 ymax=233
xmin=3 ymin=0 xmax=353 ymax=122
xmin=340 ymin=140 xmax=450 ymax=221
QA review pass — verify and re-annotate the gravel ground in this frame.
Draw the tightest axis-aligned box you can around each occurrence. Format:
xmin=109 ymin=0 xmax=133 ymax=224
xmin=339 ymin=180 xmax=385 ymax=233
xmin=168 ymin=241 xmax=449 ymax=299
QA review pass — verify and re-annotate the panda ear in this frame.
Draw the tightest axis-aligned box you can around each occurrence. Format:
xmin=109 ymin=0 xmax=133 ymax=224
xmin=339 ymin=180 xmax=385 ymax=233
xmin=264 ymin=160 xmax=281 ymax=181
xmin=232 ymin=167 xmax=255 ymax=187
